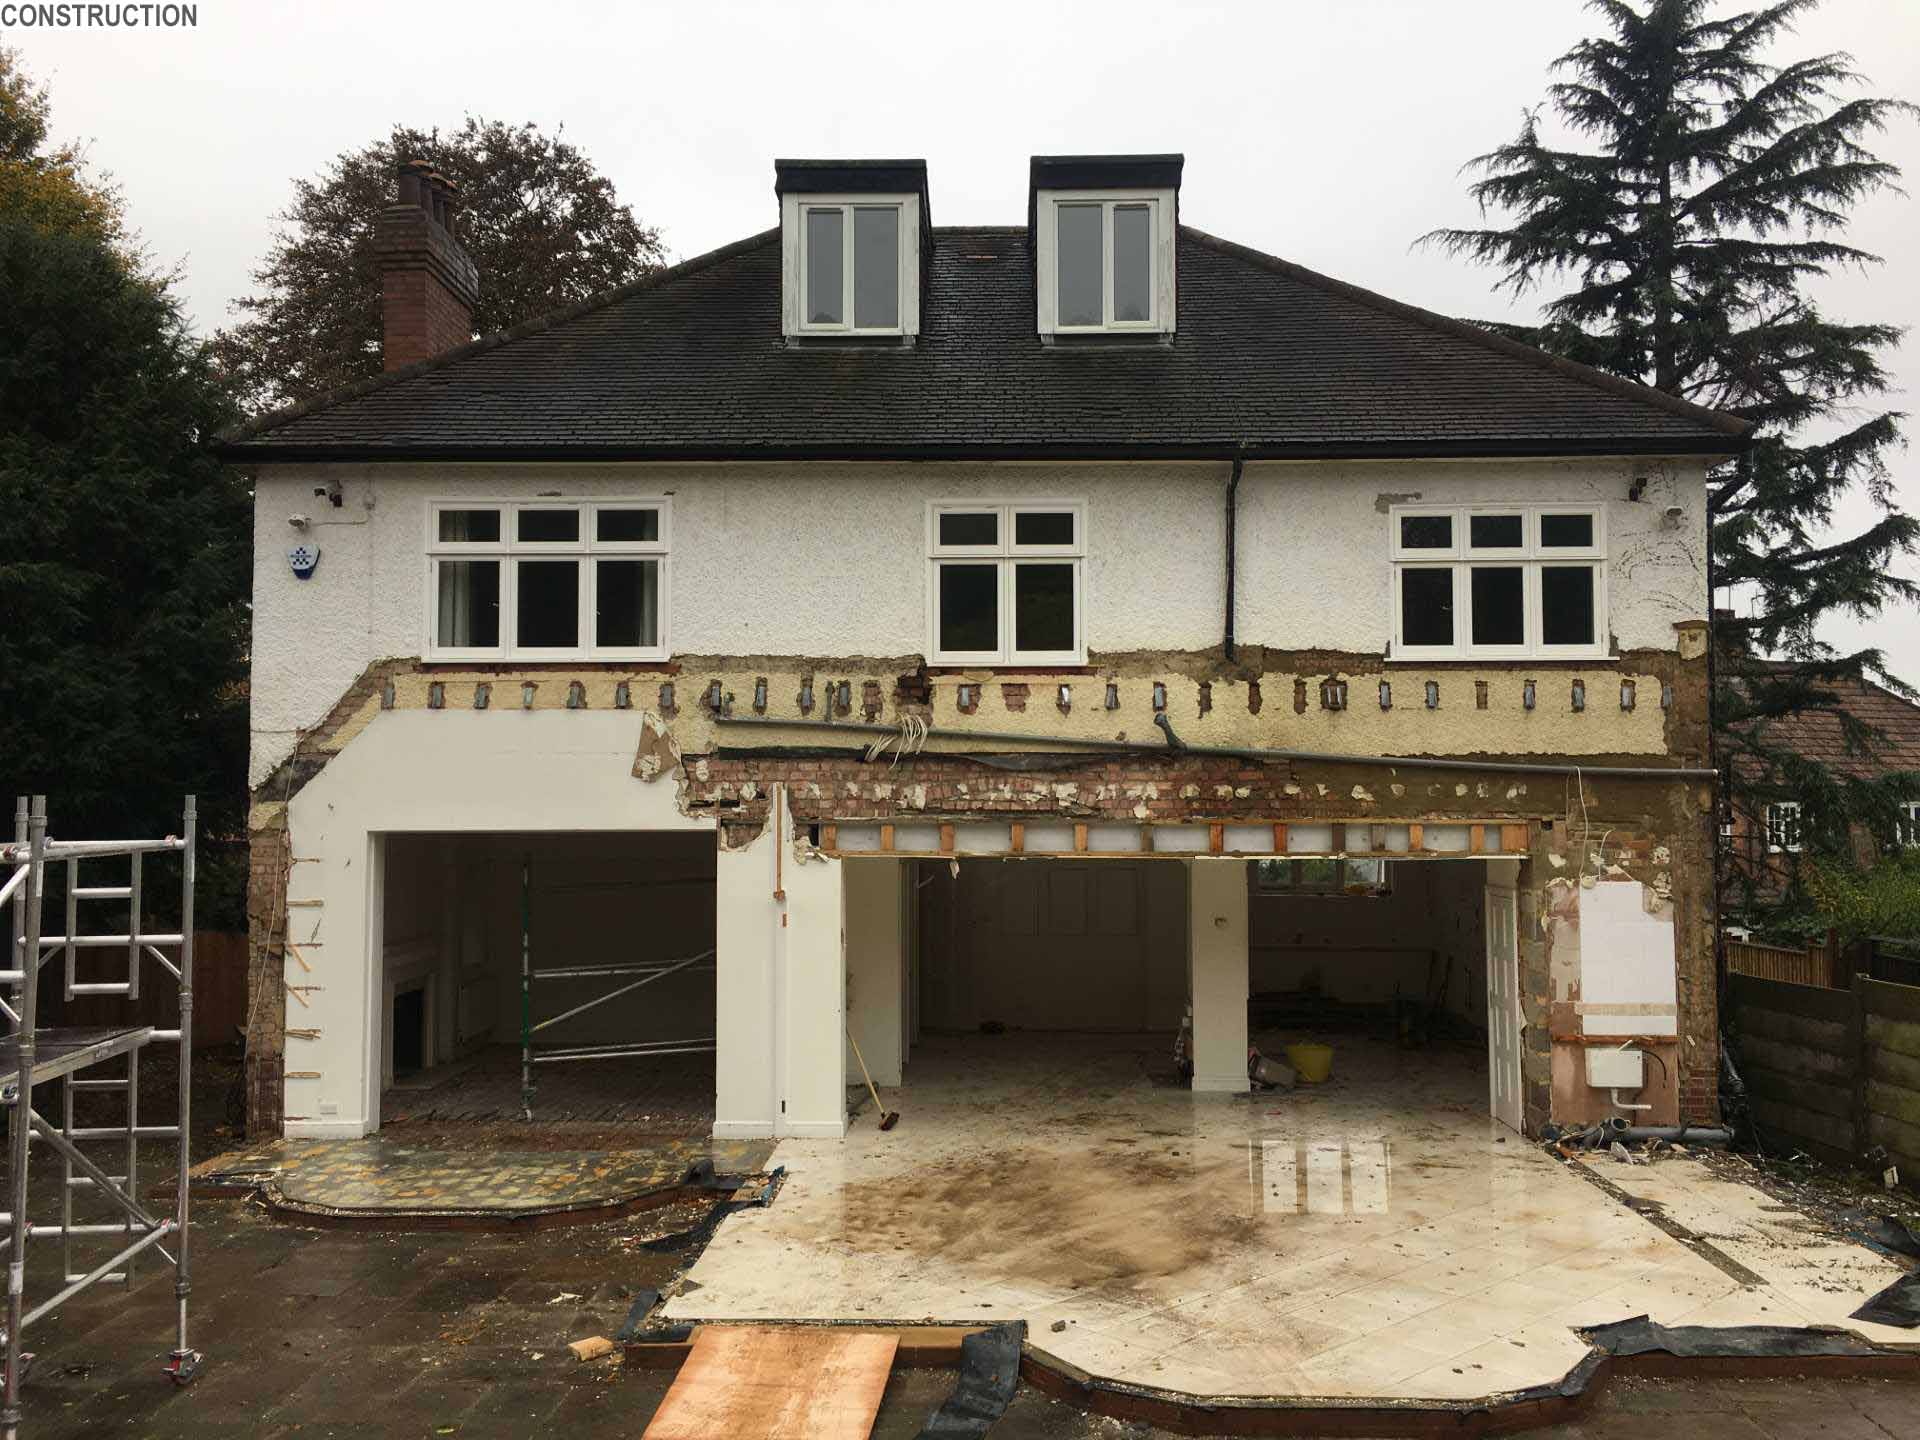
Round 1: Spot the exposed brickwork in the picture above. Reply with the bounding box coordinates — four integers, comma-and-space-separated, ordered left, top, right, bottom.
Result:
244, 811, 290, 1138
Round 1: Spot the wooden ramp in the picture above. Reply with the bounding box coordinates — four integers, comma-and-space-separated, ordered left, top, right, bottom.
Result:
642, 1325, 899, 1440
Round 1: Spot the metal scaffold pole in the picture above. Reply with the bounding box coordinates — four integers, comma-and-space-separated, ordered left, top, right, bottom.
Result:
0, 795, 203, 1439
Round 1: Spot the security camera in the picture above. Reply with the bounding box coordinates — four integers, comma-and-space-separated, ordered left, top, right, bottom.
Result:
288, 513, 311, 529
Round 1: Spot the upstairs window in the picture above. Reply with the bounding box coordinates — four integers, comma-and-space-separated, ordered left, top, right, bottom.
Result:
1036, 191, 1175, 336
1896, 801, 1920, 849
1765, 802, 1802, 854
928, 502, 1084, 665
781, 191, 919, 338
427, 500, 669, 661
1389, 504, 1606, 660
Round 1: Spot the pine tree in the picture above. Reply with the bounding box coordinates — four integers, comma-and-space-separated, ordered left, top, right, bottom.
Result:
1425, 0, 1919, 923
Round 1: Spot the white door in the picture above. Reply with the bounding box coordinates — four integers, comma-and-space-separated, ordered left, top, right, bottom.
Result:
1485, 886, 1523, 1133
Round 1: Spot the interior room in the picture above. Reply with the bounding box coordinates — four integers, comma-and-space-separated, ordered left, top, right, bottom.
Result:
375, 830, 716, 1127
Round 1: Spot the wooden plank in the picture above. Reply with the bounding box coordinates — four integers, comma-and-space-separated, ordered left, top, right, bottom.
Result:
1073, 823, 1088, 854
1208, 824, 1224, 855
642, 1326, 897, 1440
938, 823, 955, 855
879, 824, 895, 853
1865, 1014, 1920, 1062
1009, 823, 1025, 854
1746, 1094, 1858, 1160
1736, 1033, 1856, 1087
1500, 824, 1529, 853
1406, 823, 1424, 853
1735, 1004, 1851, 1054
1867, 1044, 1920, 1094
822, 824, 838, 853
1271, 823, 1288, 854
1470, 824, 1486, 855
1866, 1078, 1920, 1130
1864, 1109, 1920, 1178
1743, 1067, 1855, 1120
1731, 974, 1859, 1025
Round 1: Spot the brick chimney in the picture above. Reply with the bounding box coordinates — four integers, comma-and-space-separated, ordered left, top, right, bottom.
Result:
374, 159, 480, 371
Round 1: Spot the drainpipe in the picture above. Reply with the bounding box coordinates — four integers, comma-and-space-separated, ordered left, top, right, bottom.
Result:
1223, 454, 1245, 662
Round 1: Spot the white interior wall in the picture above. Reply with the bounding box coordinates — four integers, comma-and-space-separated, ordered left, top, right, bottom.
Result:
1249, 865, 1439, 1005
844, 858, 906, 1088
917, 859, 1187, 1033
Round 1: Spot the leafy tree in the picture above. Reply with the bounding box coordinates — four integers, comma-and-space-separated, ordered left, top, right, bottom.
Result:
1424, 0, 1918, 919
0, 217, 251, 925
0, 47, 127, 251
214, 117, 666, 413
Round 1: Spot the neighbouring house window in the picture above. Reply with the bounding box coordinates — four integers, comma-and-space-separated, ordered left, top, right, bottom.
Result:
1897, 801, 1920, 849
427, 500, 668, 660
928, 502, 1083, 664
1765, 802, 1802, 854
799, 201, 903, 333
1037, 191, 1174, 335
1389, 504, 1606, 659
1254, 857, 1390, 896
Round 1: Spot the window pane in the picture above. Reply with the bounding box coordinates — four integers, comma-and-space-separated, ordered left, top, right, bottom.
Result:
938, 564, 999, 653
1401, 568, 1454, 646
1344, 858, 1387, 890
1400, 514, 1452, 549
1470, 566, 1525, 646
806, 207, 844, 325
1469, 514, 1523, 549
853, 207, 899, 329
517, 560, 580, 648
1297, 858, 1339, 890
596, 508, 659, 543
1013, 563, 1075, 653
1255, 859, 1290, 890
938, 511, 998, 547
436, 560, 499, 647
1541, 565, 1597, 645
1014, 511, 1074, 547
1541, 513, 1595, 548
596, 559, 659, 649
1113, 204, 1151, 322
1056, 203, 1103, 327
437, 508, 500, 543
517, 508, 579, 543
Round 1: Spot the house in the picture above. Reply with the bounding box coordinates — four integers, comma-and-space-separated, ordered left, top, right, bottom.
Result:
1721, 667, 1920, 924
221, 154, 1748, 1143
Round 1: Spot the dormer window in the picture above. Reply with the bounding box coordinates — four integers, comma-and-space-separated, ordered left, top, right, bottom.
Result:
1031, 154, 1181, 340
776, 159, 925, 340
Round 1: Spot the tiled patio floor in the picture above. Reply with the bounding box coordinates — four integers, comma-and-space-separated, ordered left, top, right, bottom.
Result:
663, 1030, 1916, 1401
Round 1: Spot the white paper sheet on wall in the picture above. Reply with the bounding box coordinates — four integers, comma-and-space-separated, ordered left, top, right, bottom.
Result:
1577, 880, 1678, 1035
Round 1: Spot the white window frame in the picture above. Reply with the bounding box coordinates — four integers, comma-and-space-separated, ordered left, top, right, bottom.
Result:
782, 192, 918, 338
926, 501, 1086, 666
1035, 189, 1177, 336
424, 499, 671, 662
1896, 800, 1920, 849
1388, 503, 1609, 661
1254, 857, 1391, 896
1766, 801, 1803, 855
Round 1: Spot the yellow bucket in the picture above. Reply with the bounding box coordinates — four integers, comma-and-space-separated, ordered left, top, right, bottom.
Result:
1285, 1043, 1335, 1084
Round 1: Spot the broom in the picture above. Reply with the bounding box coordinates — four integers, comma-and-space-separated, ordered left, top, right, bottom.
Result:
846, 1028, 899, 1131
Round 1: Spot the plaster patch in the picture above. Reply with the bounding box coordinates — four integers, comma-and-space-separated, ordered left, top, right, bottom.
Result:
1351, 785, 1375, 803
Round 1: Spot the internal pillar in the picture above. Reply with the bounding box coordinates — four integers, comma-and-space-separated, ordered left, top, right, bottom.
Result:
1188, 858, 1251, 1093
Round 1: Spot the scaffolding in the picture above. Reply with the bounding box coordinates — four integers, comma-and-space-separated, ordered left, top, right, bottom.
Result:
516, 855, 715, 1120
2, 796, 201, 1439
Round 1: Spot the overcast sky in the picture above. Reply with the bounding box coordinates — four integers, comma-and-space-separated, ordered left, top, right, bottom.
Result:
14, 0, 1919, 682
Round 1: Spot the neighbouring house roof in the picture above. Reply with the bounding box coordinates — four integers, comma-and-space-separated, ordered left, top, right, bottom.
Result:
220, 225, 1751, 463
1734, 672, 1920, 782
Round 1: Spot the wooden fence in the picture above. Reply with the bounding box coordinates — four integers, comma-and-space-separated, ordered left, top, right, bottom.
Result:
1726, 937, 1837, 988
42, 931, 248, 1048
1727, 972, 1920, 1185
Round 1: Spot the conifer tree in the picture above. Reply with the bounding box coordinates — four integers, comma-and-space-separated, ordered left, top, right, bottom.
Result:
1426, 0, 1919, 921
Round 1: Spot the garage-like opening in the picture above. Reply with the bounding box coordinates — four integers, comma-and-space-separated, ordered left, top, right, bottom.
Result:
1249, 856, 1520, 1136
857, 854, 1521, 1138
374, 830, 716, 1132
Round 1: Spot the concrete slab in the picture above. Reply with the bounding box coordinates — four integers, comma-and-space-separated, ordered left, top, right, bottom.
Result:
663, 1031, 1916, 1401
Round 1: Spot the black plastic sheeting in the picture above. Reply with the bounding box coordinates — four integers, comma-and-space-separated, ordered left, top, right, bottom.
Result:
1852, 1272, 1920, 1329
913, 1321, 1025, 1439
1583, 1314, 1885, 1358
639, 1162, 787, 1256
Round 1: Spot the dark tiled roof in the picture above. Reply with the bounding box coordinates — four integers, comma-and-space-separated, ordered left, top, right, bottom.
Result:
1736, 674, 1920, 781
223, 226, 1749, 461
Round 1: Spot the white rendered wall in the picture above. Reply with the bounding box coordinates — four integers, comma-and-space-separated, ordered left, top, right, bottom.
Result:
1188, 859, 1251, 1094
249, 456, 1709, 783
279, 709, 707, 1137
843, 858, 906, 1089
